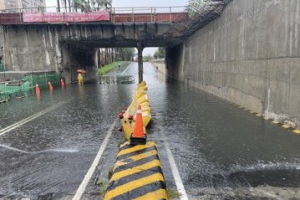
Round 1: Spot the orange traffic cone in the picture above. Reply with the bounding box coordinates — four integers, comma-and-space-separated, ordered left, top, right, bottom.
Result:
60, 79, 65, 87
35, 84, 40, 94
130, 105, 147, 145
48, 81, 53, 91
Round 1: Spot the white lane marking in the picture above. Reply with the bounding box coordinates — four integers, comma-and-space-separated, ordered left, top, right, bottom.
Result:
0, 102, 66, 136
72, 119, 117, 200
0, 144, 78, 154
120, 65, 131, 75
160, 128, 189, 200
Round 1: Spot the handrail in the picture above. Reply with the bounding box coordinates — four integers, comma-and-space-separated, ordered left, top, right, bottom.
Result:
0, 6, 187, 14
0, 6, 189, 24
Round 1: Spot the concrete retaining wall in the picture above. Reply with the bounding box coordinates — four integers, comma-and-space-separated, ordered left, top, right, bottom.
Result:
3, 26, 61, 72
2, 26, 98, 83
151, 61, 167, 75
1, 22, 179, 83
168, 0, 300, 127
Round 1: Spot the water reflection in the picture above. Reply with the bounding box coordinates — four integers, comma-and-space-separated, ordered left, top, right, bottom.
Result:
0, 63, 300, 199
99, 75, 135, 85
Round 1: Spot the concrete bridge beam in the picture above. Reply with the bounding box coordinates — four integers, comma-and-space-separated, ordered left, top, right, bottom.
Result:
1, 22, 184, 83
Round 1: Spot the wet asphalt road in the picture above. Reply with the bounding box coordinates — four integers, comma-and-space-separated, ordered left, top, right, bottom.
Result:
0, 63, 300, 200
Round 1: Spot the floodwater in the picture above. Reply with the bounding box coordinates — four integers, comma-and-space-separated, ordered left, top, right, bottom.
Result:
0, 63, 300, 199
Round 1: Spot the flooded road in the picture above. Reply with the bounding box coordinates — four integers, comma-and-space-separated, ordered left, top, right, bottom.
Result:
0, 62, 300, 199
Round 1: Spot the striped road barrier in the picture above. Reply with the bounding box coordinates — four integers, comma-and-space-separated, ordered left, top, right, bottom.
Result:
104, 141, 168, 200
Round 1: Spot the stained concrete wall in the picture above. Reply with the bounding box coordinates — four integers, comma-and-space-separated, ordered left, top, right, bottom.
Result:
2, 25, 98, 83
168, 0, 300, 127
4, 26, 61, 72
2, 22, 181, 83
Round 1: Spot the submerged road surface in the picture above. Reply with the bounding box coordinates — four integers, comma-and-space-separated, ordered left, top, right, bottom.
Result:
0, 62, 300, 200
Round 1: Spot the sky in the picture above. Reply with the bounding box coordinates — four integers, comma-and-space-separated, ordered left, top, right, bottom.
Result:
45, 0, 188, 55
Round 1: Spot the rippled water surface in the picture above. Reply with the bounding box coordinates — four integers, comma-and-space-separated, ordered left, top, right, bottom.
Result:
0, 63, 300, 199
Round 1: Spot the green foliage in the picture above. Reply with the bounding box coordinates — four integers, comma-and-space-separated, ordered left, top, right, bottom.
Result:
98, 61, 128, 76
115, 48, 135, 61
167, 188, 181, 199
75, 0, 112, 12
107, 166, 114, 179
143, 54, 153, 62
153, 47, 166, 59
96, 179, 109, 197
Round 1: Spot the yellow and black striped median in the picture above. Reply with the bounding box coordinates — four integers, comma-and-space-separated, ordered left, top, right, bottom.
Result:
104, 141, 168, 200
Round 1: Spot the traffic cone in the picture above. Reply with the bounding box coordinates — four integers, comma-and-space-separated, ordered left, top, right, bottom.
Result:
36, 92, 40, 101
35, 84, 40, 94
48, 81, 53, 91
60, 79, 65, 87
130, 105, 147, 145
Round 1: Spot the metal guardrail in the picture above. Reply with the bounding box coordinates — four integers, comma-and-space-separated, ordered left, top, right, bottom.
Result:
112, 13, 189, 23
112, 6, 187, 14
111, 6, 188, 23
0, 6, 187, 14
0, 6, 189, 24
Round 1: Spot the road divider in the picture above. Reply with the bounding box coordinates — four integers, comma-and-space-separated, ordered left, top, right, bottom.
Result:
118, 81, 151, 141
105, 81, 169, 199
104, 141, 167, 200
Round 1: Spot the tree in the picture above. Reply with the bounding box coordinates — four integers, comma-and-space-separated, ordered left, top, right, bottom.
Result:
153, 47, 165, 59
57, 0, 61, 12
144, 54, 153, 62
75, 0, 111, 12
115, 48, 135, 61
92, 0, 111, 10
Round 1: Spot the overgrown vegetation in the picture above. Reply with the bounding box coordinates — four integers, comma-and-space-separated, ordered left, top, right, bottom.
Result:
96, 179, 109, 197
107, 165, 114, 180
75, 0, 112, 12
56, 0, 112, 12
167, 188, 181, 199
98, 61, 128, 76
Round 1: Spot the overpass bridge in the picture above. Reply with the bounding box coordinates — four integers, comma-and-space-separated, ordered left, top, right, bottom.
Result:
0, 6, 190, 83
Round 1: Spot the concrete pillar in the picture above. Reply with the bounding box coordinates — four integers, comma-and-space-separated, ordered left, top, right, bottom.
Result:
137, 42, 144, 83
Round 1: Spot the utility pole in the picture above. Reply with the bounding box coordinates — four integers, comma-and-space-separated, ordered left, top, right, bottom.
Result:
57, 0, 61, 12
137, 42, 144, 83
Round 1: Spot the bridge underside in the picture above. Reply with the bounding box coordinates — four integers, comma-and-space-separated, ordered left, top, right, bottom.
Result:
59, 22, 185, 48
2, 22, 185, 83
63, 37, 184, 48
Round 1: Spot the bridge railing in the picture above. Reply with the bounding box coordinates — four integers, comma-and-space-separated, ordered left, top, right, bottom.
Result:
111, 6, 188, 23
0, 6, 189, 24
